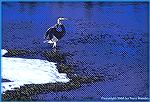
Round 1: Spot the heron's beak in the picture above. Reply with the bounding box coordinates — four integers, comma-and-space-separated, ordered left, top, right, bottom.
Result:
62, 18, 68, 20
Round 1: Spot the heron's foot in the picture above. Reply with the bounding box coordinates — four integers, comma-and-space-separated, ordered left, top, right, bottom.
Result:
52, 47, 57, 52
52, 45, 56, 48
52, 42, 57, 48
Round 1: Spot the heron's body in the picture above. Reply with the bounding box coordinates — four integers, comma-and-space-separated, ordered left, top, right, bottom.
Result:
44, 17, 67, 48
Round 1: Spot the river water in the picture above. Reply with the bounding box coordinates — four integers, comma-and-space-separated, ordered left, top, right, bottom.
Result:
2, 2, 149, 101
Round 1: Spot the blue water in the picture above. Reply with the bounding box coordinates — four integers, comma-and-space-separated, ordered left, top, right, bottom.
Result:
2, 2, 149, 101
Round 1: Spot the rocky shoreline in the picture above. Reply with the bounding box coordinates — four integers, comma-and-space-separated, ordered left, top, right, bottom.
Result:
2, 49, 104, 101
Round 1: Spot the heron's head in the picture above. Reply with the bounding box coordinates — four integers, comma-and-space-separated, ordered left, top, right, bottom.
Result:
57, 17, 67, 25
58, 17, 68, 21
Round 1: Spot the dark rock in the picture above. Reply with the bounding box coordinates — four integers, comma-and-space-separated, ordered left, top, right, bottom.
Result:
42, 50, 66, 63
2, 79, 12, 82
3, 49, 35, 57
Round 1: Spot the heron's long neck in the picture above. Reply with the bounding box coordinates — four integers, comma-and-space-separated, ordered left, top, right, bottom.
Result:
57, 19, 61, 25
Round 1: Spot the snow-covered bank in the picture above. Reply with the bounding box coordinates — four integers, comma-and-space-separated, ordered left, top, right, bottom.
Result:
1, 49, 70, 93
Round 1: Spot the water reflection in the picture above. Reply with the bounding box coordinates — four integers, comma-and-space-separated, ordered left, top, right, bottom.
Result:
83, 2, 93, 20
84, 2, 93, 10
18, 2, 38, 14
56, 2, 65, 8
2, 2, 13, 7
132, 4, 142, 12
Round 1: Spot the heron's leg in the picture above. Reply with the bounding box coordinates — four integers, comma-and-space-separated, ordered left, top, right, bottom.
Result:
53, 42, 57, 48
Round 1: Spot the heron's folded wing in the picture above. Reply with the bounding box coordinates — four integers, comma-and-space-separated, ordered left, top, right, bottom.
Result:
44, 28, 54, 40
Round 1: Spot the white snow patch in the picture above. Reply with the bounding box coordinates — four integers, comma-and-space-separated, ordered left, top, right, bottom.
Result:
1, 49, 70, 93
2, 49, 8, 56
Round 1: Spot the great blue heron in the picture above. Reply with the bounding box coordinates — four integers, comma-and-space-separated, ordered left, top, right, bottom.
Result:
44, 17, 67, 48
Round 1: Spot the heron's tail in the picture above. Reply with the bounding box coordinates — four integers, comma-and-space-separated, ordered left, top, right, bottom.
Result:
43, 40, 53, 44
47, 40, 53, 44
